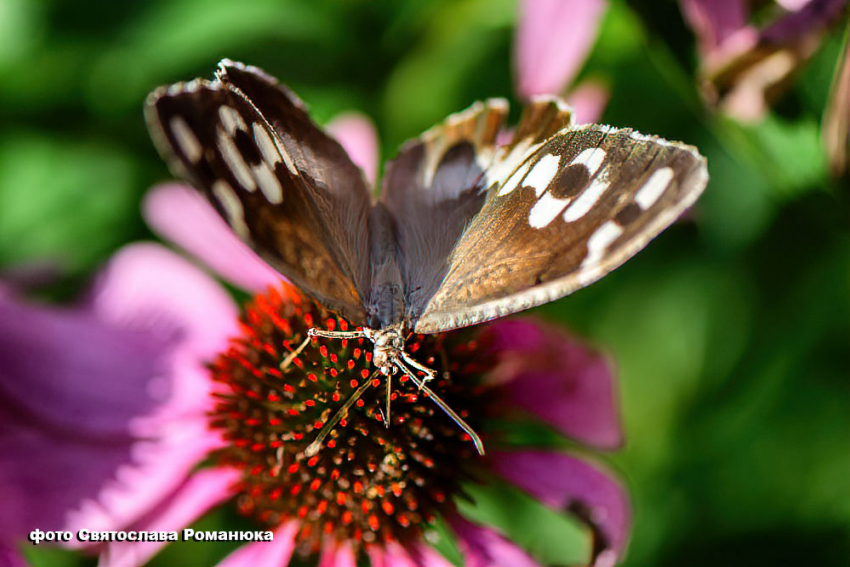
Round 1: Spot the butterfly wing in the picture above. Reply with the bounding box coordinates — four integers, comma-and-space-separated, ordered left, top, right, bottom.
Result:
381, 98, 516, 322
406, 97, 708, 334
145, 60, 372, 323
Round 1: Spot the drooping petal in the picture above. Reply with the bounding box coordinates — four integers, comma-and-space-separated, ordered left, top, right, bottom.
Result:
514, 0, 608, 100
318, 541, 356, 567
0, 291, 174, 539
682, 0, 845, 121
451, 516, 542, 567
567, 80, 610, 125
679, 0, 750, 54
97, 467, 241, 567
89, 242, 239, 362
489, 450, 630, 561
215, 522, 298, 567
0, 292, 166, 438
326, 112, 380, 187
0, 245, 236, 543
776, 0, 813, 10
143, 183, 282, 293
0, 545, 27, 567
368, 542, 455, 567
484, 319, 623, 449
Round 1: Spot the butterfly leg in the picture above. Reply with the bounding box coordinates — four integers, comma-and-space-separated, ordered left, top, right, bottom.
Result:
384, 372, 392, 429
304, 369, 380, 458
394, 356, 485, 456
280, 334, 312, 372
308, 328, 367, 340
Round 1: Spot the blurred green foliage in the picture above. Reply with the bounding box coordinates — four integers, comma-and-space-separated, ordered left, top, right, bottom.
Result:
2, 0, 847, 566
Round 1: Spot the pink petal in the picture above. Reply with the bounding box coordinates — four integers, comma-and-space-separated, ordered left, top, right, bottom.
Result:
514, 0, 608, 100
368, 542, 454, 567
451, 516, 541, 567
0, 295, 196, 539
214, 521, 298, 567
0, 545, 27, 567
90, 242, 239, 362
567, 80, 610, 125
98, 467, 240, 567
776, 0, 813, 9
0, 292, 168, 438
318, 540, 356, 567
326, 112, 380, 187
485, 319, 623, 449
143, 184, 282, 293
679, 0, 749, 54
489, 450, 630, 560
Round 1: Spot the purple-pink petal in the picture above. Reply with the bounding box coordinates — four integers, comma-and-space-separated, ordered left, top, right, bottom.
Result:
368, 542, 454, 567
99, 467, 240, 567
143, 183, 282, 294
760, 0, 846, 44
0, 545, 27, 567
451, 516, 542, 567
318, 541, 356, 567
489, 450, 630, 559
0, 245, 235, 545
514, 0, 608, 100
567, 80, 610, 125
89, 242, 239, 363
215, 521, 298, 567
679, 0, 750, 54
485, 319, 623, 449
326, 112, 380, 187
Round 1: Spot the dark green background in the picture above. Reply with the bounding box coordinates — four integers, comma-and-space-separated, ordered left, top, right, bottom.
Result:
2, 1, 847, 566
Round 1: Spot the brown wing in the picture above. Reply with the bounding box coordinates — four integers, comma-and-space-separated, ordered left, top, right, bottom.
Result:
413, 102, 708, 333
145, 59, 372, 323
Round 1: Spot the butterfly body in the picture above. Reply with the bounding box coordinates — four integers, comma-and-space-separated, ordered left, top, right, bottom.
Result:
146, 59, 708, 454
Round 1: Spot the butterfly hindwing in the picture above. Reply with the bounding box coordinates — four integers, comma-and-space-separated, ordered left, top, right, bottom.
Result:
145, 60, 372, 324
412, 104, 708, 333
381, 99, 510, 321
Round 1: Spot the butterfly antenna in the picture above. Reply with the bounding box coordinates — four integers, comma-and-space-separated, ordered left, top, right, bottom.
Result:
395, 356, 485, 456
304, 369, 379, 458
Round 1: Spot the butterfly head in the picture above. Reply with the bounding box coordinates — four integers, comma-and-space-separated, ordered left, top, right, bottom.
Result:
364, 325, 404, 375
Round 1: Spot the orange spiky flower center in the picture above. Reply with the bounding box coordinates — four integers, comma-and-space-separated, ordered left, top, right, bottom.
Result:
209, 284, 495, 553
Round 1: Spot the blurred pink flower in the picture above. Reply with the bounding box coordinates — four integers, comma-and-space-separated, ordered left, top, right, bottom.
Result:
514, 0, 610, 124
1, 117, 630, 566
679, 0, 847, 121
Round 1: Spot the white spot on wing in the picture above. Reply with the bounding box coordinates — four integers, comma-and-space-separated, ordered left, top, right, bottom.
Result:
563, 176, 610, 222
252, 163, 283, 204
252, 122, 281, 166
524, 154, 561, 197
581, 220, 623, 268
212, 181, 250, 239
496, 160, 532, 196
217, 127, 256, 191
529, 192, 571, 228
219, 105, 247, 134
169, 116, 202, 163
635, 166, 674, 209
570, 148, 606, 175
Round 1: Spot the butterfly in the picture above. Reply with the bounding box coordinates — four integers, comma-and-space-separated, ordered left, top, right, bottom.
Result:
146, 59, 708, 455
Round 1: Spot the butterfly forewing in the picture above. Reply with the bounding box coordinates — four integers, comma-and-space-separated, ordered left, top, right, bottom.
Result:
413, 120, 707, 333
145, 61, 372, 324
